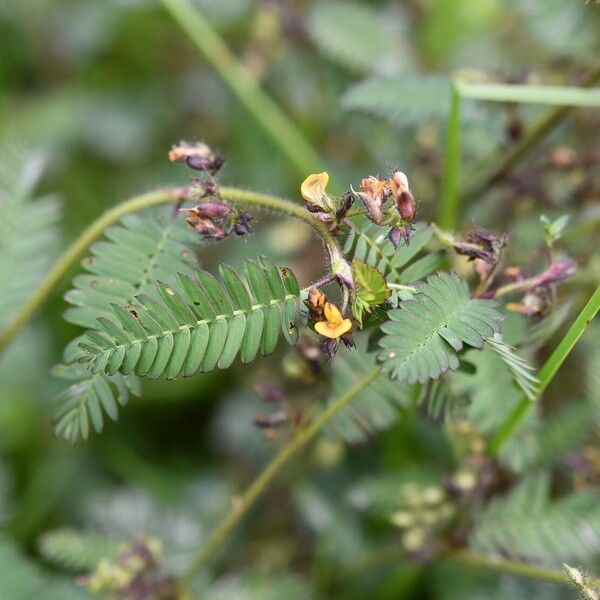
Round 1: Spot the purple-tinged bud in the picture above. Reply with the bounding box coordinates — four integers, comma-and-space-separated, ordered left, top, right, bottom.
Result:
341, 335, 356, 350
323, 338, 339, 359
179, 207, 228, 240
169, 141, 225, 174
195, 202, 231, 219
389, 227, 402, 248
389, 224, 412, 248
256, 383, 285, 404
234, 212, 253, 236
532, 258, 576, 288
336, 190, 354, 221
388, 171, 416, 223
396, 190, 416, 222
453, 244, 494, 263
186, 154, 225, 174
198, 177, 220, 195
454, 228, 508, 264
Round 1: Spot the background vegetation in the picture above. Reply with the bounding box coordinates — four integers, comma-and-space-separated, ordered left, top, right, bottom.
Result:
0, 0, 599, 598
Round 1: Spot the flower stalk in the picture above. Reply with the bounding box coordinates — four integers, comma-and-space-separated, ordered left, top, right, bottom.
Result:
180, 366, 382, 583
0, 186, 340, 355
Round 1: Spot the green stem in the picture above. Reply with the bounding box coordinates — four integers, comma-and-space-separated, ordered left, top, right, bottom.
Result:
181, 366, 382, 583
220, 186, 337, 248
0, 187, 185, 354
158, 0, 322, 178
448, 550, 584, 588
462, 64, 600, 203
439, 83, 462, 230
493, 277, 539, 298
488, 284, 600, 455
0, 186, 337, 354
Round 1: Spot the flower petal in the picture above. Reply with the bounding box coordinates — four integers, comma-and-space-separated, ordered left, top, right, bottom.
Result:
323, 302, 343, 325
332, 319, 352, 338
315, 321, 338, 339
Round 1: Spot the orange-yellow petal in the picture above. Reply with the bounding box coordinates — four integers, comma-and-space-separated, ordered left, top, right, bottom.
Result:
315, 318, 352, 339
323, 301, 343, 326
301, 172, 329, 204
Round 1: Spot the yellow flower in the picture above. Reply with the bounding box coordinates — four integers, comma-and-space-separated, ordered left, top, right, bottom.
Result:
301, 172, 332, 212
314, 302, 352, 339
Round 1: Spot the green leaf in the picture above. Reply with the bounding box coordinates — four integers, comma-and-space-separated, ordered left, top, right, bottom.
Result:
344, 222, 435, 286
352, 259, 390, 326
472, 474, 600, 566
78, 258, 301, 378
0, 458, 11, 526
0, 148, 61, 329
378, 272, 503, 383
51, 364, 140, 444
64, 209, 198, 329
0, 537, 92, 600
485, 334, 540, 401
54, 207, 201, 442
306, 1, 405, 74
327, 339, 410, 444
541, 213, 570, 249
341, 76, 451, 127
38, 529, 123, 573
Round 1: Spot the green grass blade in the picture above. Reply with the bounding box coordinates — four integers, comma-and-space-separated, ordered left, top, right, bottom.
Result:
489, 285, 600, 455
456, 82, 600, 107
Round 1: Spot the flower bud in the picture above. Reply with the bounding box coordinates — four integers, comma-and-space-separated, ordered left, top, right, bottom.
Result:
390, 171, 409, 194
191, 202, 231, 219
453, 228, 508, 265
301, 172, 334, 214
255, 383, 285, 404
186, 154, 225, 174
327, 244, 355, 290
358, 176, 387, 224
532, 258, 576, 288
396, 191, 416, 222
323, 338, 339, 359
389, 171, 416, 223
506, 292, 544, 317
336, 190, 354, 221
233, 212, 253, 236
305, 287, 327, 320
169, 141, 225, 174
179, 206, 227, 240
389, 224, 412, 247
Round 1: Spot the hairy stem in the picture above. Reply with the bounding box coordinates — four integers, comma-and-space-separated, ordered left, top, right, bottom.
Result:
158, 0, 322, 178
0, 187, 184, 354
0, 186, 338, 354
220, 186, 337, 248
181, 366, 382, 582
448, 550, 589, 588
489, 284, 600, 455
493, 277, 540, 298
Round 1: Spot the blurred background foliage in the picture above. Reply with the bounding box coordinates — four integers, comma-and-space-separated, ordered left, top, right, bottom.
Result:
0, 0, 599, 598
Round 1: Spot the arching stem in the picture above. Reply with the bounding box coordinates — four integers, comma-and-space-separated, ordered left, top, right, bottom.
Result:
0, 186, 339, 354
